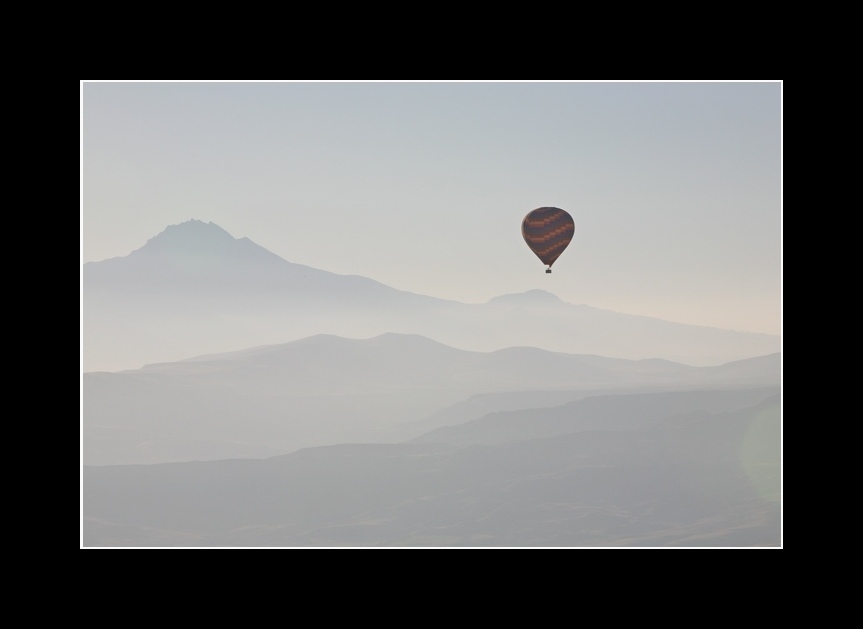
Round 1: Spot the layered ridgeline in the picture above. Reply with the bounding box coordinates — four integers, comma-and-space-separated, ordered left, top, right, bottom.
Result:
83, 220, 780, 371
83, 388, 780, 547
83, 332, 780, 466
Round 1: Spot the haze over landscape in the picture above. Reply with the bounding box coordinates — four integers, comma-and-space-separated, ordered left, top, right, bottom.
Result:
81, 81, 782, 548
84, 81, 781, 335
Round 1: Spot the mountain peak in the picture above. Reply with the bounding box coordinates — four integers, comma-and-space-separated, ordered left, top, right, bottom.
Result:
486, 289, 565, 306
136, 220, 237, 255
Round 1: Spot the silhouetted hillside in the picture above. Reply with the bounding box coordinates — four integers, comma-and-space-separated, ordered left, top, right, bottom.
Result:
83, 392, 780, 547
83, 220, 781, 371
410, 387, 780, 446
84, 332, 779, 466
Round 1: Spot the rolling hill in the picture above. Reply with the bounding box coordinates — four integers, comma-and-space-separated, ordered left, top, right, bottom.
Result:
83, 390, 781, 547
84, 332, 779, 465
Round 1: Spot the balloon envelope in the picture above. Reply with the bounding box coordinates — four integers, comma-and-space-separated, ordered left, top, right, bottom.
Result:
521, 207, 575, 268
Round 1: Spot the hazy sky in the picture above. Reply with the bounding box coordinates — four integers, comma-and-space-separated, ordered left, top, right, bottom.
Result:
81, 81, 782, 335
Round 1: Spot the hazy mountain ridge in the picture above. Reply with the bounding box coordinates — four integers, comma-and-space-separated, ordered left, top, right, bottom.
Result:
83, 220, 780, 371
82, 220, 782, 547
84, 332, 779, 466
83, 392, 780, 547
401, 377, 777, 437
85, 221, 440, 310
128, 332, 692, 392
409, 387, 780, 447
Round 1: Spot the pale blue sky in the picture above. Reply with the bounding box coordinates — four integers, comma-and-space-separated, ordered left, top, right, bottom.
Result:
82, 81, 781, 335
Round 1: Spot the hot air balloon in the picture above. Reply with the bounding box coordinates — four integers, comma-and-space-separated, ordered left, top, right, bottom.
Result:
521, 207, 575, 273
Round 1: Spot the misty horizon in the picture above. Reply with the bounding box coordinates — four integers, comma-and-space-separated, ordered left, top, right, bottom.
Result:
85, 218, 780, 337
83, 219, 779, 373
82, 81, 782, 548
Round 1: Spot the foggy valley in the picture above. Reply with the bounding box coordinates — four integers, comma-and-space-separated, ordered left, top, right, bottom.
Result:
82, 221, 781, 547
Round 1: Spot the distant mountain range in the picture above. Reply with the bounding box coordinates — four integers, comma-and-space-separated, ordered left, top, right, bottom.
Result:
82, 220, 782, 548
83, 388, 780, 547
83, 331, 780, 466
83, 220, 780, 371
